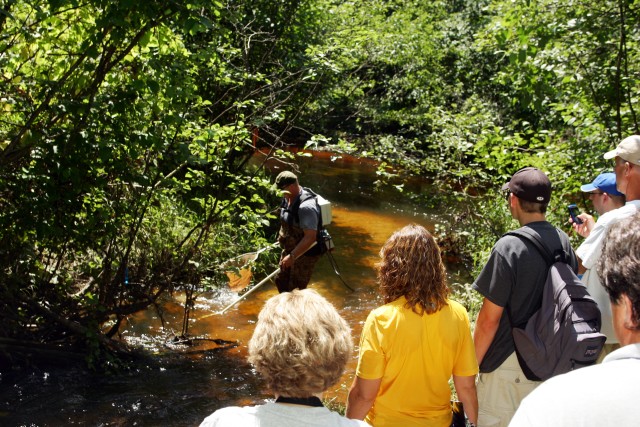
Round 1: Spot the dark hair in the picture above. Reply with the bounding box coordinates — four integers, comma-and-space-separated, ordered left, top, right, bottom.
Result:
518, 199, 548, 214
609, 193, 626, 206
597, 212, 640, 329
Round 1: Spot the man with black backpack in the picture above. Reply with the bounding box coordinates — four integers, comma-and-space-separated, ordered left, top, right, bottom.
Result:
510, 212, 640, 426
273, 171, 324, 293
473, 167, 578, 427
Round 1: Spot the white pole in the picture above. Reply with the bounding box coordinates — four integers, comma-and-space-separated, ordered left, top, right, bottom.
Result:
217, 267, 280, 315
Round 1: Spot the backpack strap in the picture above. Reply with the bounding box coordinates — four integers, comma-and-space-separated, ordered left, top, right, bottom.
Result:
284, 187, 323, 234
284, 187, 316, 226
503, 228, 556, 329
305, 188, 324, 233
505, 228, 554, 267
506, 227, 570, 266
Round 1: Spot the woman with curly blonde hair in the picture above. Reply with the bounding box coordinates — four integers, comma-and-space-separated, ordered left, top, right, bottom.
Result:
346, 224, 478, 427
200, 289, 368, 427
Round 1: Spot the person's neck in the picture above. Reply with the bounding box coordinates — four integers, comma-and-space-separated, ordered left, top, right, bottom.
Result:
275, 394, 324, 407
602, 201, 625, 215
624, 187, 640, 202
517, 212, 546, 226
285, 185, 302, 203
616, 329, 640, 347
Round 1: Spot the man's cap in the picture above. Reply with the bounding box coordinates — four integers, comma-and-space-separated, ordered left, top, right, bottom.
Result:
274, 171, 298, 190
580, 172, 623, 196
501, 167, 551, 204
603, 135, 640, 165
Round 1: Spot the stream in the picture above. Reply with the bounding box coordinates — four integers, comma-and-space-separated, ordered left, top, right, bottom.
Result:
0, 151, 471, 426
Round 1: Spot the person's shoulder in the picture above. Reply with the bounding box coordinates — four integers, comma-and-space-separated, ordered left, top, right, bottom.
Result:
324, 411, 370, 426
492, 229, 529, 253
593, 208, 619, 228
367, 298, 406, 321
298, 188, 319, 208
588, 202, 640, 236
445, 299, 468, 315
495, 231, 523, 246
442, 299, 471, 323
299, 187, 317, 199
346, 418, 370, 426
604, 342, 640, 362
199, 405, 257, 426
610, 200, 640, 220
373, 297, 403, 314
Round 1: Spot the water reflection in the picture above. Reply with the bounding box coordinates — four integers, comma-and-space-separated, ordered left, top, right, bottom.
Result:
1, 151, 469, 426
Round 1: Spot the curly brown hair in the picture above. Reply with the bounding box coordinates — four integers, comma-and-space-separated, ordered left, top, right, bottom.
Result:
377, 224, 449, 315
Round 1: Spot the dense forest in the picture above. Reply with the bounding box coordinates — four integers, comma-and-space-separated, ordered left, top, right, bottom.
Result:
1, 0, 638, 367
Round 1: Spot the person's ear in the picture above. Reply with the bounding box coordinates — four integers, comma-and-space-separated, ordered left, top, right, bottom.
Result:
510, 194, 519, 209
621, 294, 637, 330
624, 161, 636, 177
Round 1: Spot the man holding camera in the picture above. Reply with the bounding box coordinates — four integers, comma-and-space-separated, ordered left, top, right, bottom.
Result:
570, 136, 640, 358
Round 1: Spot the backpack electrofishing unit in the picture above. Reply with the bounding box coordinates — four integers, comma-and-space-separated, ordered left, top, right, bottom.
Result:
283, 187, 334, 256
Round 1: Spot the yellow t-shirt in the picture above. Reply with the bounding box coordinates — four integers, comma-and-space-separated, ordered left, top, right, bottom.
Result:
356, 297, 478, 427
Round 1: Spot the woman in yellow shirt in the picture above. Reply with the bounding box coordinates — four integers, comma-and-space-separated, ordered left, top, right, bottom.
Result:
346, 224, 478, 427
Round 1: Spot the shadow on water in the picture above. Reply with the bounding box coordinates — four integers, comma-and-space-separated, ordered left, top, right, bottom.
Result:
0, 350, 260, 426
0, 151, 472, 426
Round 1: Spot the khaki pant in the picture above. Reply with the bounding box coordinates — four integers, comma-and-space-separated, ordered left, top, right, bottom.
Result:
596, 342, 620, 363
477, 352, 541, 427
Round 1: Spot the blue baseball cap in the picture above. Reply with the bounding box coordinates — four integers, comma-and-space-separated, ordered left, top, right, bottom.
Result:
580, 172, 623, 196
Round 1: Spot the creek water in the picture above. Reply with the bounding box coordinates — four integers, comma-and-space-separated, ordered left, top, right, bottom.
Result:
1, 151, 470, 426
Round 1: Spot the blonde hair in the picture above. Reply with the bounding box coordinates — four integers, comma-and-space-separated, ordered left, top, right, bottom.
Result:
248, 289, 353, 396
378, 224, 449, 314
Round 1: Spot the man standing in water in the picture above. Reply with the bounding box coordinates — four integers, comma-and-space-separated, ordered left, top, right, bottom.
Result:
473, 167, 578, 427
273, 171, 322, 293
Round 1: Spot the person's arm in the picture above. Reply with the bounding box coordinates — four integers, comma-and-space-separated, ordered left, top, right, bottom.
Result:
346, 376, 381, 420
279, 228, 317, 269
453, 374, 478, 426
473, 298, 503, 366
577, 257, 586, 275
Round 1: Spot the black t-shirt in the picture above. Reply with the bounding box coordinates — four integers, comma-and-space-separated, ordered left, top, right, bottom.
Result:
472, 221, 578, 373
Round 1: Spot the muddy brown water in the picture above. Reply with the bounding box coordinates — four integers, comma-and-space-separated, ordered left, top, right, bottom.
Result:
0, 151, 470, 426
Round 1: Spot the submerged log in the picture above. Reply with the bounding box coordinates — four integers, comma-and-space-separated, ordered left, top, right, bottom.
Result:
0, 337, 85, 367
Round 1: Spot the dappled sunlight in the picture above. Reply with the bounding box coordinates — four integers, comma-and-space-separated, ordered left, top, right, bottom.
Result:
8, 151, 469, 425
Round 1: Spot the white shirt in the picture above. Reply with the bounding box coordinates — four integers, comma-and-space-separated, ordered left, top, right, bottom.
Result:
200, 402, 369, 427
510, 343, 640, 427
576, 200, 640, 343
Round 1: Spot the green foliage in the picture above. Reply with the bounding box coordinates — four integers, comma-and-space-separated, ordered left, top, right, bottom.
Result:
307, 0, 639, 313
0, 0, 329, 366
2, 0, 639, 368
300, 0, 452, 136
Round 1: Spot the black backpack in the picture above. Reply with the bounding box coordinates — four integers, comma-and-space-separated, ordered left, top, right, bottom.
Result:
283, 188, 332, 256
506, 228, 606, 381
